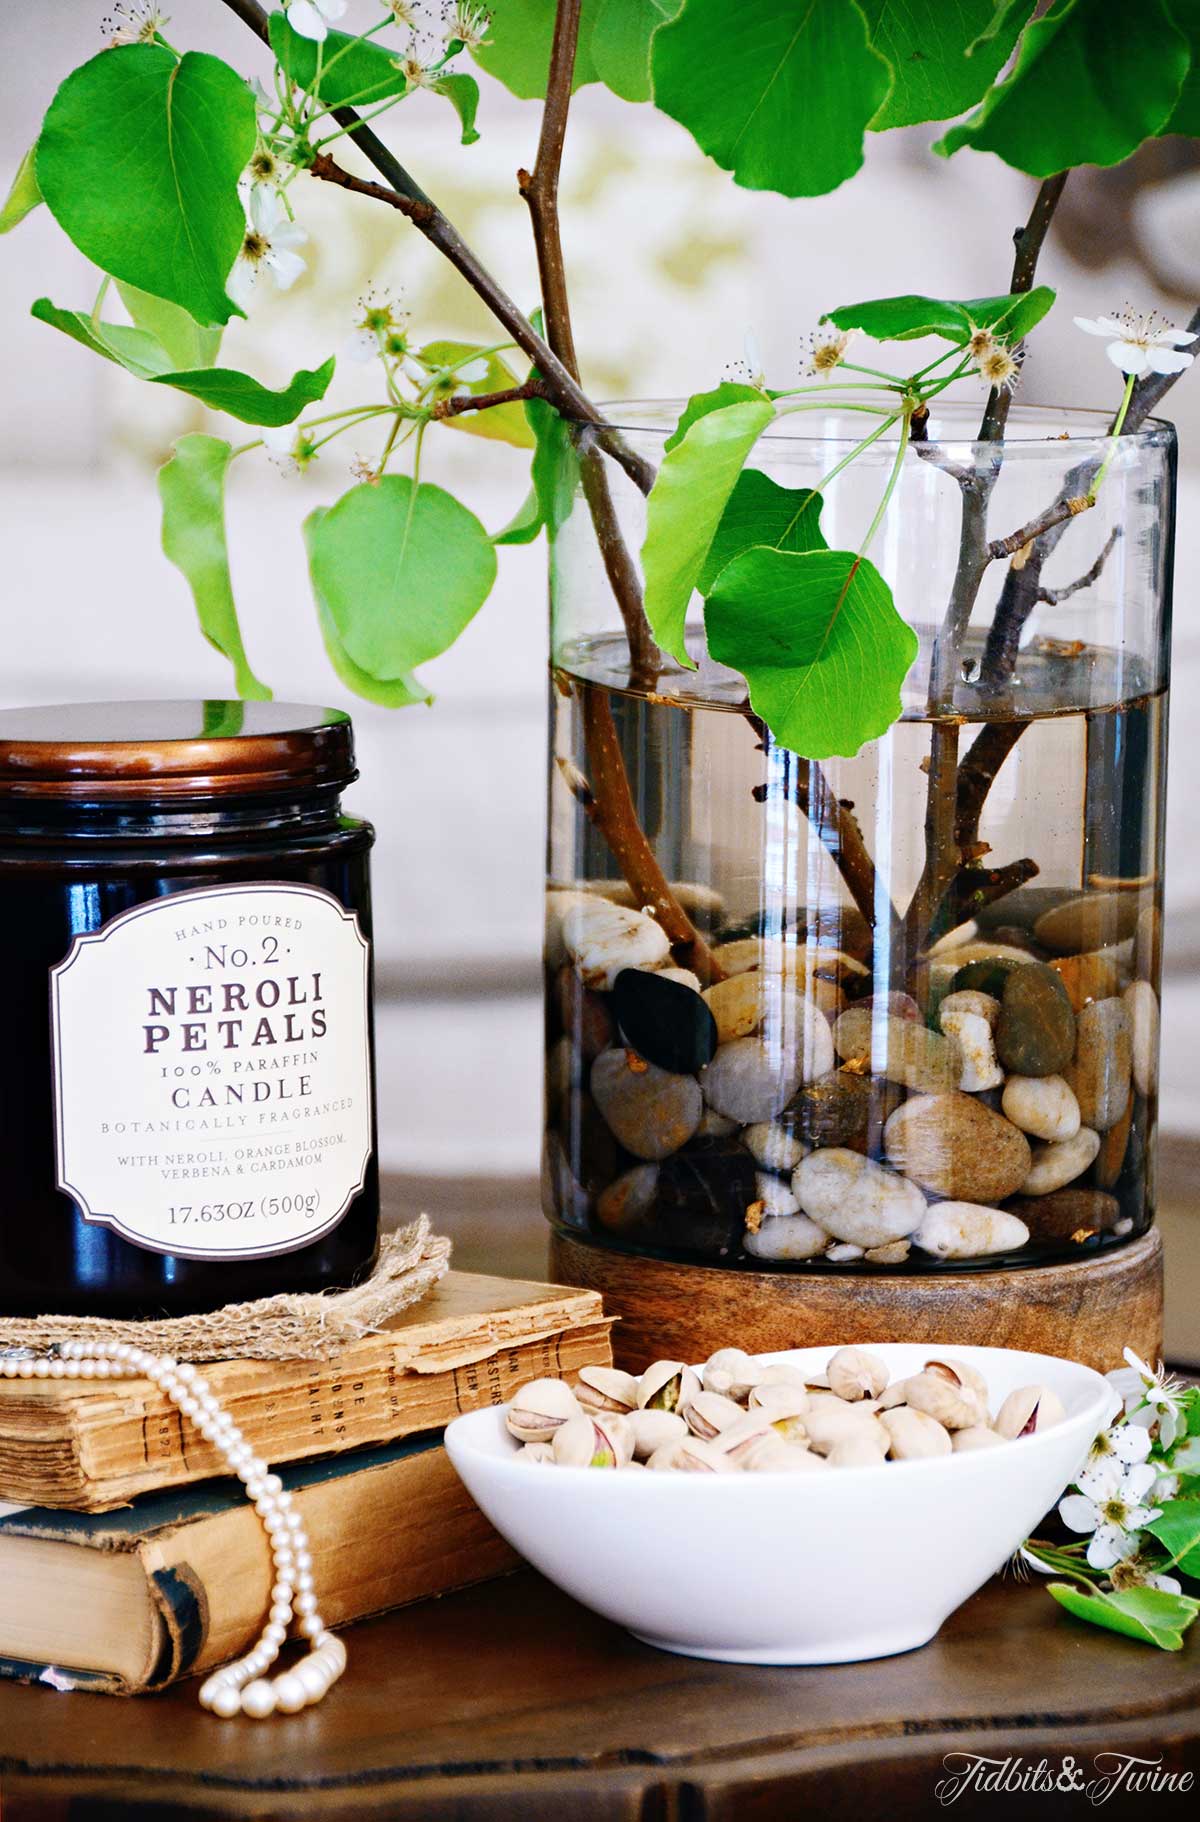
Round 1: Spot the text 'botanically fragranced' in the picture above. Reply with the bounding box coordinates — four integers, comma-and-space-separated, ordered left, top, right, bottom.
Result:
51, 882, 372, 1260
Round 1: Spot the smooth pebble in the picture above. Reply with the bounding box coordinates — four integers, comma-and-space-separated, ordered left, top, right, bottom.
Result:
883, 1093, 1031, 1203
913, 1202, 1030, 1259
562, 899, 670, 990
591, 1049, 702, 1160
1063, 997, 1131, 1132
792, 1148, 926, 1248
744, 1213, 829, 1260
1123, 979, 1159, 1098
740, 1120, 808, 1172
1001, 1074, 1081, 1142
1020, 1125, 1101, 1195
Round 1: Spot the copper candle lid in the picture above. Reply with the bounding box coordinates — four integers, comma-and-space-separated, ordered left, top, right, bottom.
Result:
0, 701, 356, 802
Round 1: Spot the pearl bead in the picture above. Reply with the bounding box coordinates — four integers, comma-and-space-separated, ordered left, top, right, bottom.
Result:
262, 1473, 283, 1497
318, 1635, 347, 1673
272, 1671, 308, 1714
240, 1679, 277, 1719
295, 1570, 315, 1596
295, 1590, 318, 1618
269, 1602, 292, 1628
299, 1613, 325, 1640
271, 1581, 294, 1605
263, 1622, 287, 1649
296, 1659, 330, 1702
210, 1685, 241, 1719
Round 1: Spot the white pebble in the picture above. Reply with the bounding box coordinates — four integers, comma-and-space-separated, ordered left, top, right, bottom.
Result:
1020, 1125, 1101, 1195
744, 1213, 829, 1260
939, 989, 1000, 1029
740, 1121, 807, 1172
561, 898, 670, 989
912, 1202, 1029, 1259
942, 1008, 1003, 1092
1001, 1074, 1081, 1142
753, 1171, 800, 1217
792, 1148, 926, 1248
656, 966, 702, 992
1123, 979, 1159, 1098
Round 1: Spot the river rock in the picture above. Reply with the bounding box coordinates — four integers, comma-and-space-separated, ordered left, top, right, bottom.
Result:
744, 1213, 829, 1261
833, 1007, 963, 1093
938, 996, 1003, 1092
658, 966, 703, 991
785, 1069, 903, 1156
591, 1048, 702, 1160
740, 1120, 808, 1172
541, 1134, 588, 1230
861, 991, 923, 1022
913, 1202, 1030, 1260
574, 878, 724, 924
1095, 1096, 1133, 1189
976, 885, 1079, 932
1063, 997, 1132, 1132
545, 889, 596, 969
1033, 890, 1146, 955
716, 908, 873, 963
950, 955, 1025, 999
995, 963, 1076, 1077
1134, 903, 1163, 981
1000, 1074, 1080, 1142
883, 1093, 1031, 1202
612, 967, 717, 1075
653, 1138, 757, 1258
696, 1107, 739, 1138
555, 1091, 624, 1200
562, 898, 671, 989
554, 964, 614, 1063
1123, 980, 1159, 1098
1006, 1187, 1121, 1244
1048, 949, 1125, 1012
791, 1149, 926, 1247
595, 1163, 659, 1235
702, 1010, 832, 1124
1019, 1124, 1101, 1194
751, 1171, 801, 1218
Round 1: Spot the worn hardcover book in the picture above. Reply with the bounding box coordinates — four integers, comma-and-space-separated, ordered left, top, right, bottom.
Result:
0, 1272, 610, 1511
0, 1432, 517, 1695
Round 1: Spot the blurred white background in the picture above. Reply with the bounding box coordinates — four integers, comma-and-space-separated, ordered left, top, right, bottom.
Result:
4, 0, 1200, 1178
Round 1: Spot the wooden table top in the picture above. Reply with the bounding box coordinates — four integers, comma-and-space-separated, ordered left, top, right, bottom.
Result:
1, 1182, 1198, 1818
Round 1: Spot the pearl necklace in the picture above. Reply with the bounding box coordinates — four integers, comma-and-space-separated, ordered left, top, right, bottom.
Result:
0, 1339, 346, 1719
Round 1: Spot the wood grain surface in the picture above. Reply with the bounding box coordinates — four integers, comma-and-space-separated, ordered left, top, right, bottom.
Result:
549, 1227, 1164, 1373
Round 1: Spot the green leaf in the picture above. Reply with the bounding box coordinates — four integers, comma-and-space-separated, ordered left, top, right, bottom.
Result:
705, 547, 918, 759
474, 0, 602, 98
420, 339, 535, 448
1047, 1580, 1200, 1650
935, 0, 1190, 176
859, 0, 1035, 130
268, 14, 408, 108
1147, 1498, 1200, 1577
492, 486, 544, 547
432, 72, 482, 143
116, 281, 223, 371
652, 0, 890, 197
527, 396, 580, 542
37, 45, 255, 328
303, 509, 431, 707
641, 398, 775, 667
158, 435, 271, 701
591, 0, 679, 103
664, 382, 766, 453
698, 473, 826, 593
0, 143, 41, 234
1162, 0, 1200, 134
824, 288, 1055, 343
307, 476, 497, 683
32, 299, 334, 426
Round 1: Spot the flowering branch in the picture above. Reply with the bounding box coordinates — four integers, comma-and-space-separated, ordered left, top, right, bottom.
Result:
432, 379, 551, 419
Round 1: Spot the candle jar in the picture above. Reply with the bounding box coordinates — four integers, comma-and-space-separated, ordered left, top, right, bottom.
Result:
543, 403, 1172, 1279
0, 701, 378, 1317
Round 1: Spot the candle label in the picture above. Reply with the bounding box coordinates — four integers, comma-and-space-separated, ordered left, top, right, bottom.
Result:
51, 882, 373, 1260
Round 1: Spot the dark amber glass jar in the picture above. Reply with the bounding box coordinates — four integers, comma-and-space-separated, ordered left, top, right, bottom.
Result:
0, 701, 379, 1317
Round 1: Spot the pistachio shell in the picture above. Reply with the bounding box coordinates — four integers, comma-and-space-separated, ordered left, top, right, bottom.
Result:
637, 1360, 701, 1414
683, 1389, 745, 1440
553, 1411, 616, 1466
627, 1407, 687, 1461
575, 1366, 640, 1415
994, 1384, 1067, 1438
517, 1441, 555, 1464
505, 1377, 581, 1442
826, 1434, 890, 1468
714, 1411, 774, 1461
953, 1425, 1005, 1452
881, 1407, 953, 1459
740, 1435, 829, 1473
826, 1346, 890, 1402
703, 1347, 762, 1400
802, 1400, 888, 1455
646, 1435, 735, 1473
923, 1356, 990, 1407
902, 1369, 980, 1431
747, 1381, 810, 1419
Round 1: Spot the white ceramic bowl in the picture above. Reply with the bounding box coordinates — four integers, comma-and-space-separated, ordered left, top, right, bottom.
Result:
445, 1342, 1113, 1665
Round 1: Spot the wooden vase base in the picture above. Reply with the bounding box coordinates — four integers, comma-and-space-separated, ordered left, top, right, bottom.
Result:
548, 1228, 1163, 1374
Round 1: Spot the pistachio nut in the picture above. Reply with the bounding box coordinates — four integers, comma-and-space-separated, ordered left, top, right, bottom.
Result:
702, 1346, 763, 1401
646, 1434, 735, 1473
757, 1361, 812, 1392
802, 1400, 888, 1455
505, 1376, 581, 1443
683, 1389, 745, 1441
881, 1406, 953, 1460
627, 1407, 687, 1461
952, 1424, 1006, 1452
826, 1434, 889, 1468
516, 1441, 555, 1464
740, 1434, 829, 1473
924, 1356, 990, 1407
877, 1380, 911, 1409
551, 1410, 631, 1467
713, 1410, 774, 1463
637, 1359, 702, 1414
994, 1384, 1067, 1439
747, 1381, 810, 1419
902, 1369, 981, 1431
575, 1365, 640, 1415
826, 1346, 890, 1403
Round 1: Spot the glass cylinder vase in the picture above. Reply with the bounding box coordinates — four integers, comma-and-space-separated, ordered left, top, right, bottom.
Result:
543, 402, 1173, 1276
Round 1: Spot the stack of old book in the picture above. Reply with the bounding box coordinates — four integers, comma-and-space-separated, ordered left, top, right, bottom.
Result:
0, 1271, 611, 1694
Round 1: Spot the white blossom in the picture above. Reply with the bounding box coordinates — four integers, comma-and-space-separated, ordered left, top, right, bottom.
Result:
1060, 1460, 1162, 1571
805, 325, 854, 377
287, 0, 348, 42
1075, 1420, 1152, 1501
724, 328, 766, 390
1108, 1348, 1189, 1448
103, 3, 170, 44
443, 1, 491, 49
259, 424, 318, 475
1074, 308, 1197, 377
228, 188, 307, 309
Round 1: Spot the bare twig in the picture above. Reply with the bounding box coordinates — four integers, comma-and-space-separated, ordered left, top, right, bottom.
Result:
986, 492, 1094, 561
978, 174, 1069, 443
221, 0, 656, 495
750, 760, 901, 949
931, 857, 1040, 944
955, 718, 1030, 857
432, 379, 551, 419
1034, 526, 1122, 604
